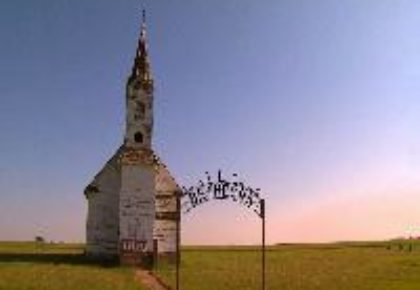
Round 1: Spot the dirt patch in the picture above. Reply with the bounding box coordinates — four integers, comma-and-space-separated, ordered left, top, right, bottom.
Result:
135, 269, 172, 290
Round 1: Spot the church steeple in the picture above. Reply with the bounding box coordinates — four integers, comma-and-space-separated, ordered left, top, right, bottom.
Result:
85, 6, 179, 267
128, 9, 153, 90
125, 8, 154, 149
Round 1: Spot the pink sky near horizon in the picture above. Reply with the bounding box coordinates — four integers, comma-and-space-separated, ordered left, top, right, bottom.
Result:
1, 183, 419, 245
182, 182, 420, 245
277, 190, 420, 243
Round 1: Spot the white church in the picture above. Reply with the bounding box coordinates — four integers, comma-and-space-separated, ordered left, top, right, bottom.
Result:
84, 12, 179, 266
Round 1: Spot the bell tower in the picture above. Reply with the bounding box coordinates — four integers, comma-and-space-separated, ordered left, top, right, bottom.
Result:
125, 10, 154, 148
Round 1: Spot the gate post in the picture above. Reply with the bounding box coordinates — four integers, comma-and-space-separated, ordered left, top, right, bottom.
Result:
261, 199, 266, 290
153, 238, 158, 271
176, 191, 181, 290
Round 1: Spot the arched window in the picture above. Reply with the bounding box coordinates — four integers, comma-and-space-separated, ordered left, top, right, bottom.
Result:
134, 132, 143, 143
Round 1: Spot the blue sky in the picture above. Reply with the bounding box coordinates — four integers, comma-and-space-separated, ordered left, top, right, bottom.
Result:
1, 0, 420, 244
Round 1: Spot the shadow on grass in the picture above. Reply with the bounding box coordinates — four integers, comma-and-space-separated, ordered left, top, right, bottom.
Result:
0, 253, 119, 267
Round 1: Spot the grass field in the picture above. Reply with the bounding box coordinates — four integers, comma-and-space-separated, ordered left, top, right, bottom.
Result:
0, 242, 146, 290
157, 241, 420, 290
2, 241, 420, 290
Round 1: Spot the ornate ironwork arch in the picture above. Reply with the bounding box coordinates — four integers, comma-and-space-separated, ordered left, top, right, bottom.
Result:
180, 170, 265, 218
174, 170, 266, 290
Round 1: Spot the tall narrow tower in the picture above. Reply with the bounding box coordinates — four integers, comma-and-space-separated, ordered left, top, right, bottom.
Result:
125, 11, 154, 149
84, 9, 180, 267
119, 11, 156, 265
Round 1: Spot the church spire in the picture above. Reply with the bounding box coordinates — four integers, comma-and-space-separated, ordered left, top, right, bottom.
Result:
129, 8, 153, 90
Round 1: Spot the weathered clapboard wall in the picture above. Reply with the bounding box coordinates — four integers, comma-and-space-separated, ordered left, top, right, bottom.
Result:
84, 152, 179, 261
154, 162, 179, 256
84, 148, 122, 258
119, 148, 156, 264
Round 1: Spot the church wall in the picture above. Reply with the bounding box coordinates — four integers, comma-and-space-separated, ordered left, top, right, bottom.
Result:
154, 163, 179, 254
154, 219, 177, 254
119, 150, 156, 265
86, 159, 120, 257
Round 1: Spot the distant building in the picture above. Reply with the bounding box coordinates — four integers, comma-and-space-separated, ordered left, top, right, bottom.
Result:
84, 12, 179, 266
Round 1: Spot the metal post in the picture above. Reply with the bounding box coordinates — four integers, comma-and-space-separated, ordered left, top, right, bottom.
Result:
261, 199, 266, 290
153, 238, 158, 272
176, 192, 181, 290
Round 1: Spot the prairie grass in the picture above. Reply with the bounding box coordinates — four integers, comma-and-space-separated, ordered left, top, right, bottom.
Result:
157, 240, 420, 290
2, 240, 420, 290
0, 242, 146, 290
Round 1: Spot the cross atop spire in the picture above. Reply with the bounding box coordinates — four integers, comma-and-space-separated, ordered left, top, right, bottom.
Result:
142, 8, 146, 24
128, 7, 153, 90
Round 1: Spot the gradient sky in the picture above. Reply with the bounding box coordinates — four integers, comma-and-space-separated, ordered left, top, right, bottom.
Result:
1, 0, 420, 244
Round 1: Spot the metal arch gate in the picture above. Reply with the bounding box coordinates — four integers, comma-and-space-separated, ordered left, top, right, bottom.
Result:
174, 170, 266, 290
